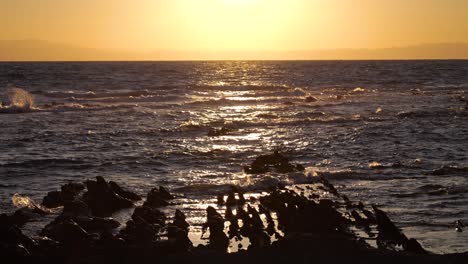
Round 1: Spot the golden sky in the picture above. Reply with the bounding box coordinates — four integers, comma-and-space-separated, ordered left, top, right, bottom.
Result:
1, 0, 468, 59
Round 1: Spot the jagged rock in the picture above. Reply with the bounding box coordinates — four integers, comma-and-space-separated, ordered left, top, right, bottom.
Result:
132, 206, 166, 226
0, 214, 36, 250
77, 217, 120, 232
143, 186, 173, 208
119, 216, 159, 243
202, 206, 229, 252
226, 191, 237, 207
10, 207, 45, 226
173, 210, 189, 233
217, 193, 225, 205
42, 191, 62, 208
42, 182, 85, 208
244, 151, 304, 174
41, 219, 88, 244
109, 181, 141, 201
83, 176, 134, 216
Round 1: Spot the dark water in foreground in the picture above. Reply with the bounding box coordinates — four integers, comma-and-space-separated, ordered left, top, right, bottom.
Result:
0, 61, 468, 253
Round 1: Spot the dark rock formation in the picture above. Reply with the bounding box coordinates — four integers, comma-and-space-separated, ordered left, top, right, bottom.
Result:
244, 151, 305, 174
202, 206, 229, 252
83, 176, 134, 216
143, 186, 174, 208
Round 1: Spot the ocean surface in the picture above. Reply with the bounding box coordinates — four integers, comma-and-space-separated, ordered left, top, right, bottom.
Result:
0, 61, 468, 253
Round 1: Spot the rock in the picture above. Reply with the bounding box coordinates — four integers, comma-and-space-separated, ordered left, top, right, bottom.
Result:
60, 182, 85, 200
405, 238, 427, 254
10, 207, 44, 226
216, 193, 225, 205
202, 206, 229, 252
208, 127, 231, 137
61, 200, 90, 218
109, 181, 141, 201
244, 151, 304, 174
119, 216, 159, 243
173, 210, 189, 233
0, 214, 36, 250
42, 182, 85, 208
78, 217, 120, 232
167, 224, 192, 251
41, 219, 88, 244
83, 176, 134, 216
143, 186, 173, 208
305, 96, 318, 103
226, 191, 237, 207
42, 191, 63, 208
132, 206, 166, 226
373, 205, 408, 247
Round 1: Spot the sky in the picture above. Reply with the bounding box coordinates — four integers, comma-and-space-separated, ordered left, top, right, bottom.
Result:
1, 0, 468, 59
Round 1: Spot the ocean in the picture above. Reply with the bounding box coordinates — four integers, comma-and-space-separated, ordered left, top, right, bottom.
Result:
0, 60, 467, 253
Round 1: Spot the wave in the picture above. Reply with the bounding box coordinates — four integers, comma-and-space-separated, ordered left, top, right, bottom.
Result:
432, 165, 468, 176
0, 158, 91, 169
35, 89, 158, 99
397, 108, 458, 119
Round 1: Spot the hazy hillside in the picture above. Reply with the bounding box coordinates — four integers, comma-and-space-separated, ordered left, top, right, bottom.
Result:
1, 39, 468, 61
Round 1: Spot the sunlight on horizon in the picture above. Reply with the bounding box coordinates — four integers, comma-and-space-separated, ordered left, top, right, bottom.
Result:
1, 0, 468, 60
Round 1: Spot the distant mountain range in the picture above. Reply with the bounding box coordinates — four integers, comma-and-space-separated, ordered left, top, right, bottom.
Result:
1, 39, 468, 61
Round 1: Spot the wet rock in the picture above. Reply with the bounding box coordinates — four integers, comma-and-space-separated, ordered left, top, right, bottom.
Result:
202, 206, 229, 252
109, 181, 141, 201
78, 217, 120, 232
305, 96, 318, 103
405, 238, 427, 254
83, 176, 134, 216
244, 151, 304, 174
173, 209, 189, 233
143, 186, 174, 208
208, 127, 231, 137
216, 193, 225, 205
226, 191, 237, 207
41, 219, 89, 244
119, 216, 159, 243
42, 182, 85, 208
61, 200, 90, 218
42, 191, 63, 208
10, 207, 45, 226
167, 210, 192, 251
373, 205, 407, 247
0, 214, 36, 250
132, 206, 166, 226
167, 224, 192, 251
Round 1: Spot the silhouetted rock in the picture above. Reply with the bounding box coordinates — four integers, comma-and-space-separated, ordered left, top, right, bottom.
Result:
42, 191, 62, 208
109, 181, 141, 201
10, 207, 45, 226
0, 214, 36, 251
83, 176, 134, 216
244, 151, 304, 174
42, 182, 85, 208
202, 206, 229, 252
132, 206, 166, 226
41, 219, 88, 244
119, 216, 159, 244
143, 187, 173, 207
173, 209, 190, 233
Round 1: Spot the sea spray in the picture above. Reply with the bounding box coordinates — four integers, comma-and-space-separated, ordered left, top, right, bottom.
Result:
1, 87, 35, 113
